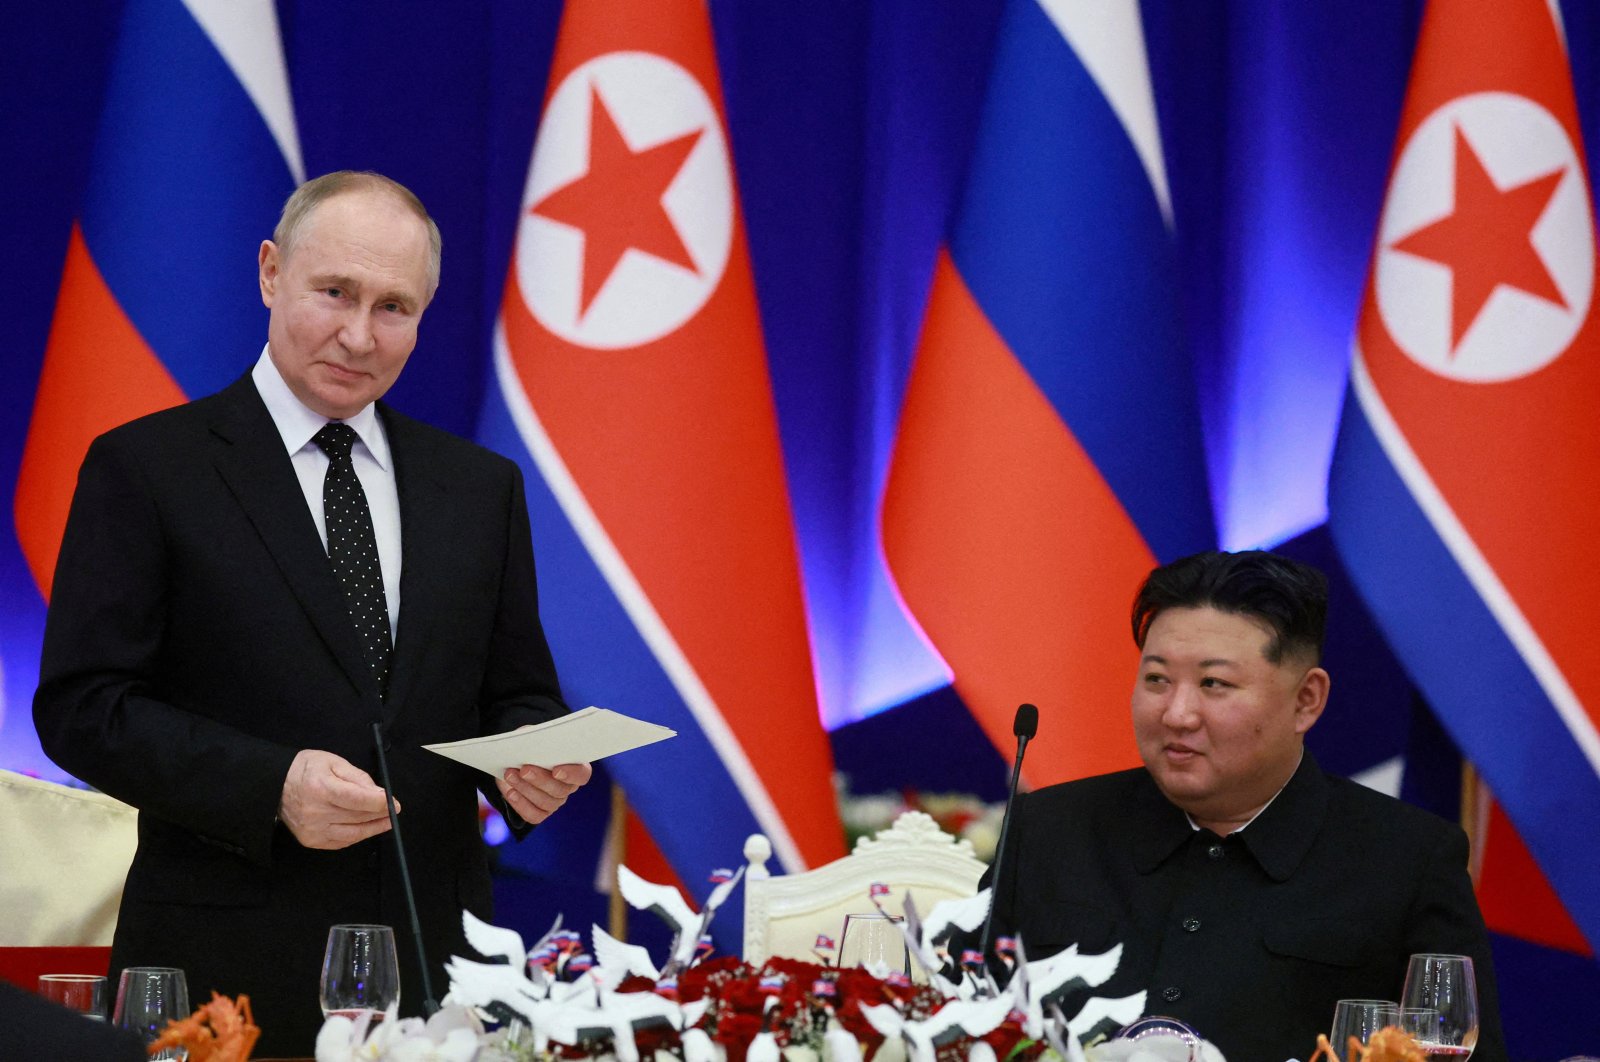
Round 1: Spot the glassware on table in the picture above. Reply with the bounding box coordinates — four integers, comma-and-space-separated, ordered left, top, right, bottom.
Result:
112, 966, 190, 1060
1331, 999, 1401, 1053
837, 912, 909, 974
1401, 954, 1479, 1059
321, 923, 401, 1022
1400, 1007, 1443, 1046
1113, 1016, 1202, 1061
38, 973, 109, 1019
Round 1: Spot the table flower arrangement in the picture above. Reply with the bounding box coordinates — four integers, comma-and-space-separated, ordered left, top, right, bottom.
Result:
312, 860, 1218, 1062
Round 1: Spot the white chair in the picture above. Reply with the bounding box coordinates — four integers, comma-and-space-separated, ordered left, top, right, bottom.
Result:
741, 810, 986, 965
0, 769, 137, 947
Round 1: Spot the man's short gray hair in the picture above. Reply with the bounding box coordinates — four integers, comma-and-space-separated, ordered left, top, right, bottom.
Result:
273, 170, 442, 299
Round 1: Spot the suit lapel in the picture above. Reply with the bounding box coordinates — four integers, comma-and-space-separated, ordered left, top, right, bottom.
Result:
382, 406, 449, 721
207, 377, 382, 709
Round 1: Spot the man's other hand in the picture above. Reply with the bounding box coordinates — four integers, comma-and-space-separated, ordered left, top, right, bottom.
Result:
280, 749, 396, 850
497, 762, 592, 825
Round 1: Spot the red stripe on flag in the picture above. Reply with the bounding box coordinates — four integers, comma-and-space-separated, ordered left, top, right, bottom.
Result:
13, 224, 187, 600
501, 0, 842, 869
882, 250, 1149, 787
1356, 0, 1600, 731
1478, 799, 1592, 956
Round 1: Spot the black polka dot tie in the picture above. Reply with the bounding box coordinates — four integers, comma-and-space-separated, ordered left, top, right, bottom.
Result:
313, 422, 392, 697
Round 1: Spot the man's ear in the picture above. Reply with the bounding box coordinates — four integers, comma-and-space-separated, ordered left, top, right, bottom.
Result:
258, 240, 280, 306
1293, 667, 1331, 735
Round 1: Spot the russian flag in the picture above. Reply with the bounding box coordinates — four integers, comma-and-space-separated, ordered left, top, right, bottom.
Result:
880, 0, 1213, 788
13, 0, 301, 600
482, 0, 845, 917
1328, 0, 1600, 954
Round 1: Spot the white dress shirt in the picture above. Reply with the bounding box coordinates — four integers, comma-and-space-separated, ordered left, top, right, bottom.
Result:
252, 348, 402, 641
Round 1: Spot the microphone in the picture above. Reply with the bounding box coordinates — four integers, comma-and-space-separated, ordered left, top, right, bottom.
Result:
372, 723, 440, 1016
977, 703, 1038, 969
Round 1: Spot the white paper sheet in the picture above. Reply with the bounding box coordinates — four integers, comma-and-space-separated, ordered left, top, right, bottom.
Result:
422, 706, 676, 776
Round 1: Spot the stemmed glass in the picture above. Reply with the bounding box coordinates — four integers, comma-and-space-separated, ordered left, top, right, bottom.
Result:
837, 912, 909, 974
321, 923, 401, 1023
112, 967, 190, 1060
1401, 954, 1479, 1059
1331, 999, 1400, 1053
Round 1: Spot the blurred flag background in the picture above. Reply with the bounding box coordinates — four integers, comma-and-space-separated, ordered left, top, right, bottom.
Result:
3, 1, 1598, 1054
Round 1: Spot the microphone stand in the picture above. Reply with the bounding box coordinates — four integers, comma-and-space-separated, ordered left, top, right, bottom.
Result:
372, 723, 440, 1016
977, 703, 1038, 971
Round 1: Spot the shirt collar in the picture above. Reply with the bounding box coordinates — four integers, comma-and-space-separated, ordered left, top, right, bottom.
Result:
252, 346, 391, 470
1133, 749, 1328, 880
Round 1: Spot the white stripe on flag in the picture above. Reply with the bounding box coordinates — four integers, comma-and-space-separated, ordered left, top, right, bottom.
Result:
1350, 344, 1600, 777
183, 0, 305, 183
491, 328, 811, 872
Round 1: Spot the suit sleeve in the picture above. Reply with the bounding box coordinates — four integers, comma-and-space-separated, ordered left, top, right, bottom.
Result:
1405, 823, 1506, 1062
33, 433, 296, 866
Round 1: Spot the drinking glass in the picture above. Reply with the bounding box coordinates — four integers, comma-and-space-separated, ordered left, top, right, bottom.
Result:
1114, 1016, 1202, 1062
321, 923, 400, 1022
1331, 999, 1400, 1053
112, 967, 190, 1060
38, 973, 108, 1019
1401, 954, 1479, 1059
837, 912, 909, 974
1401, 1008, 1443, 1046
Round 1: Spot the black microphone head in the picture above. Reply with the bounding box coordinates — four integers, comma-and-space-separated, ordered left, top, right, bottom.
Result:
1013, 703, 1039, 739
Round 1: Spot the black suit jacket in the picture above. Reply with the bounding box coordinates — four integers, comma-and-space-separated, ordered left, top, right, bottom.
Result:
977, 753, 1504, 1062
34, 375, 568, 1055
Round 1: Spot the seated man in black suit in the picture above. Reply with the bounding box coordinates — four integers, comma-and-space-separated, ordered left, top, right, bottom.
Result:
972, 550, 1503, 1062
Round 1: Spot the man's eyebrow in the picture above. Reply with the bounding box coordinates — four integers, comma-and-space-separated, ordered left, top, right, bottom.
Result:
1139, 653, 1240, 668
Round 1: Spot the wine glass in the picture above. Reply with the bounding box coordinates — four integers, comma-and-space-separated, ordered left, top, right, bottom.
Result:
321, 923, 401, 1022
1401, 954, 1478, 1059
837, 912, 909, 974
39, 973, 109, 1019
112, 967, 190, 1060
1331, 999, 1400, 1053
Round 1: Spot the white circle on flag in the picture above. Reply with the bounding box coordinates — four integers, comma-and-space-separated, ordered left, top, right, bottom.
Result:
1374, 91, 1593, 381
516, 51, 733, 350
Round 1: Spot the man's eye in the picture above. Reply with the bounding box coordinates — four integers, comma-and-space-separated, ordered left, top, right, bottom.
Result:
1143, 673, 1168, 686
1200, 677, 1229, 689
324, 288, 344, 299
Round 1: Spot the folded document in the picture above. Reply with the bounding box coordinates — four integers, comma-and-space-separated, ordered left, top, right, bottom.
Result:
423, 706, 676, 776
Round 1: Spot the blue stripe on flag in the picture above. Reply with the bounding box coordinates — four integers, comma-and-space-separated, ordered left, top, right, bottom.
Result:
477, 381, 761, 950
948, 0, 1211, 561
1329, 395, 1600, 946
79, 0, 294, 399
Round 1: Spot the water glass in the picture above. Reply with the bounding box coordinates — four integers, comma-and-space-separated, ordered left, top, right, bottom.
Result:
1401, 954, 1479, 1058
113, 966, 190, 1060
321, 923, 401, 1021
837, 912, 909, 974
1331, 999, 1400, 1052
38, 973, 108, 1019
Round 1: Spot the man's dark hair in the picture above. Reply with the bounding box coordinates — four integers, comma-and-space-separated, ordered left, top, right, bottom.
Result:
1131, 550, 1328, 665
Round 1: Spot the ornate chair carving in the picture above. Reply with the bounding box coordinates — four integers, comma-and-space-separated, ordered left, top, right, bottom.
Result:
741, 810, 986, 965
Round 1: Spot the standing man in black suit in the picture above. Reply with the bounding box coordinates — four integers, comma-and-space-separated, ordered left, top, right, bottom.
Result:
973, 551, 1504, 1062
34, 171, 593, 1055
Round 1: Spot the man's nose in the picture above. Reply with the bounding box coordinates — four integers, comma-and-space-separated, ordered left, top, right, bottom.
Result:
340, 310, 376, 354
1161, 686, 1201, 729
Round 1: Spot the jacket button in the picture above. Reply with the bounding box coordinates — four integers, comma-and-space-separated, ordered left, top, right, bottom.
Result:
1207, 843, 1224, 860
1162, 986, 1182, 1002
1182, 917, 1201, 933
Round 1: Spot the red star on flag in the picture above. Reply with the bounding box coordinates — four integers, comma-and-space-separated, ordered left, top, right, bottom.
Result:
530, 85, 704, 318
1390, 124, 1568, 353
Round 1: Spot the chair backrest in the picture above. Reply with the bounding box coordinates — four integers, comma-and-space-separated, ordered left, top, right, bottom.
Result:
742, 810, 986, 965
0, 770, 137, 947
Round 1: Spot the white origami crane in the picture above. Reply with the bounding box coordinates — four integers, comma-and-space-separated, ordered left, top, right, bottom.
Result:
897, 889, 993, 998
1008, 937, 1124, 1039
860, 993, 1015, 1062
616, 863, 745, 974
